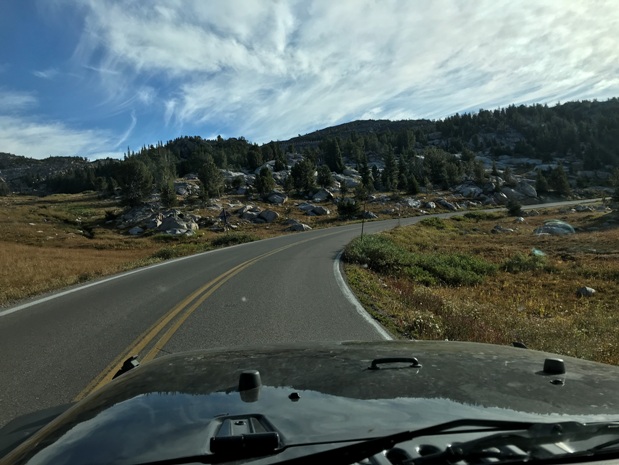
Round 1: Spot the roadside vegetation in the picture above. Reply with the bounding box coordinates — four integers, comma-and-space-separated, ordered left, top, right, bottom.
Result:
0, 193, 284, 306
3, 191, 618, 367
342, 208, 619, 365
0, 191, 368, 306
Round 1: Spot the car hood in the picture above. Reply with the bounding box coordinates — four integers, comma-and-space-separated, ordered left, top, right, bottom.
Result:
4, 340, 619, 464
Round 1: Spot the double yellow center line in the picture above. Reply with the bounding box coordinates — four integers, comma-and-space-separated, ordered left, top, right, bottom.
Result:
73, 232, 338, 401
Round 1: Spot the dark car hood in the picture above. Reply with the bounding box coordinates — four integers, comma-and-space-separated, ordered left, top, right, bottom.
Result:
4, 340, 619, 464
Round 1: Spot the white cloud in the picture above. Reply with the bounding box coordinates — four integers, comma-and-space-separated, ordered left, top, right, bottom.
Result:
33, 68, 59, 79
48, 0, 619, 143
0, 89, 38, 112
114, 110, 137, 148
0, 115, 114, 159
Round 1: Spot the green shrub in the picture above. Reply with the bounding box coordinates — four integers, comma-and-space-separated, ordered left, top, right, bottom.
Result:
151, 247, 178, 260
404, 266, 438, 286
337, 198, 361, 218
419, 217, 449, 229
503, 252, 547, 273
413, 253, 497, 286
343, 235, 409, 273
507, 198, 523, 216
212, 233, 258, 247
344, 233, 497, 286
464, 211, 502, 221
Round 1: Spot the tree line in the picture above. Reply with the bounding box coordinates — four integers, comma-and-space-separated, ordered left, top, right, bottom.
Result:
3, 97, 618, 203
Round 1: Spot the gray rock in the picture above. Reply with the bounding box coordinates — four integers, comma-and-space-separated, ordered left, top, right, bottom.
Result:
576, 286, 596, 297
158, 215, 198, 232
500, 187, 525, 201
493, 192, 509, 205
312, 188, 334, 202
403, 198, 421, 208
456, 184, 484, 198
298, 203, 315, 211
516, 181, 537, 198
343, 168, 360, 177
128, 226, 144, 235
534, 220, 575, 235
492, 224, 514, 234
165, 228, 194, 236
362, 211, 378, 219
437, 198, 458, 211
241, 211, 260, 221
333, 173, 360, 188
286, 223, 312, 232
259, 210, 279, 223
425, 201, 436, 209
267, 192, 288, 205
312, 206, 331, 216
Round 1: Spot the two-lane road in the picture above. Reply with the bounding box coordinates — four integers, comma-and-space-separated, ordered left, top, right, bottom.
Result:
0, 216, 408, 427
0, 199, 599, 427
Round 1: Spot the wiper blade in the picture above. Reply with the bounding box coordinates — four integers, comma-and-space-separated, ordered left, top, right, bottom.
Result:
132, 420, 619, 465
132, 419, 534, 465
273, 419, 542, 465
273, 420, 619, 465
412, 421, 619, 465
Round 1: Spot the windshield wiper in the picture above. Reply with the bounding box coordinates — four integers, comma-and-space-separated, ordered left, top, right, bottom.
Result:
411, 421, 619, 465
132, 419, 619, 465
273, 420, 619, 465
272, 419, 544, 465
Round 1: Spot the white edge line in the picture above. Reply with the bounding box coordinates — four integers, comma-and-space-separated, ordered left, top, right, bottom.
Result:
333, 251, 393, 341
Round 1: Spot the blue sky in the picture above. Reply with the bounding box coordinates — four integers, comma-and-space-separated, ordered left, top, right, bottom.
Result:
1, 1, 618, 160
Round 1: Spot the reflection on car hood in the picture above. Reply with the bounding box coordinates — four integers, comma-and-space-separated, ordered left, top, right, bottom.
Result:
4, 340, 619, 464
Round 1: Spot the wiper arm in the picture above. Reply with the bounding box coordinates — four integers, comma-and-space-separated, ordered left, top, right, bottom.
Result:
132, 419, 535, 465
412, 421, 619, 465
273, 420, 619, 465
132, 420, 619, 465
273, 419, 542, 465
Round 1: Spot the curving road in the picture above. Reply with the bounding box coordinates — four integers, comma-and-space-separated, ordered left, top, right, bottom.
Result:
0, 215, 411, 428
0, 199, 599, 428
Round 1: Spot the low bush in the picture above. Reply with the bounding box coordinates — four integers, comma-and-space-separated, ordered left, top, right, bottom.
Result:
343, 235, 409, 273
503, 252, 547, 273
211, 232, 258, 247
419, 217, 450, 229
344, 233, 497, 286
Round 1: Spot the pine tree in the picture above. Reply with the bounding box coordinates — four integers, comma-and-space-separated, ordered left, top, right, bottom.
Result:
198, 154, 224, 199
290, 157, 316, 194
322, 139, 345, 173
254, 167, 275, 197
160, 180, 178, 207
317, 165, 334, 188
535, 170, 549, 194
549, 165, 571, 196
117, 159, 153, 206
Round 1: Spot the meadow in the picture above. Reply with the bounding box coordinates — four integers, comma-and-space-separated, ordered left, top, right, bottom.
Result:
342, 207, 619, 365
3, 193, 617, 366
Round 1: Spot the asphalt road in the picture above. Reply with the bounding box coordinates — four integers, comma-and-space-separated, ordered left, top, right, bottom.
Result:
0, 215, 412, 428
0, 199, 600, 428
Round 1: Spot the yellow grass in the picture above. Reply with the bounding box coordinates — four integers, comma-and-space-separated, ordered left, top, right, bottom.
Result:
344, 207, 619, 365
0, 192, 359, 306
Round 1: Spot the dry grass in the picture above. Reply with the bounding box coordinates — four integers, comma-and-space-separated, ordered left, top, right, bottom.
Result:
344, 207, 619, 365
0, 192, 358, 306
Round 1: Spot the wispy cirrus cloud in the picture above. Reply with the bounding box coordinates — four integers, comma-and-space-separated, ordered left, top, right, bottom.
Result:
0, 114, 116, 159
0, 89, 38, 112
2, 0, 618, 160
68, 0, 619, 142
33, 68, 59, 80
